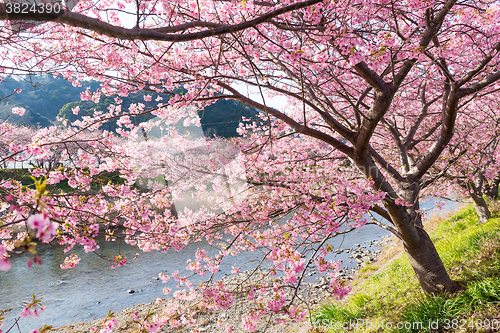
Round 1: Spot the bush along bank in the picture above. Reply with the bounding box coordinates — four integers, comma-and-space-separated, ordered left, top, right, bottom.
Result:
311, 204, 500, 333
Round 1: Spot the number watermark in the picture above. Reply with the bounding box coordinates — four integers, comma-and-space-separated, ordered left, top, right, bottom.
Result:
5, 2, 62, 14
4, 0, 80, 33
313, 318, 500, 331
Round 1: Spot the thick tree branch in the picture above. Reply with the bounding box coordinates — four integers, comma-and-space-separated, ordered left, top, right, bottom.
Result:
217, 82, 356, 157
355, 92, 394, 156
456, 42, 500, 87
0, 0, 322, 41
414, 86, 459, 178
369, 204, 392, 223
350, 1, 457, 159
457, 70, 500, 98
351, 62, 390, 94
369, 147, 405, 183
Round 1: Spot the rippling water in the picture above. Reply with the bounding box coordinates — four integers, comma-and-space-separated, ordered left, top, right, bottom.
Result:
0, 198, 462, 332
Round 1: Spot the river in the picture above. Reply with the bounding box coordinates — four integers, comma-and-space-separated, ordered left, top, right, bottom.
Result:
0, 197, 463, 332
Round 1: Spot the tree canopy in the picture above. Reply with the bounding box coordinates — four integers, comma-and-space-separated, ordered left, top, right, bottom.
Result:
1, 0, 500, 331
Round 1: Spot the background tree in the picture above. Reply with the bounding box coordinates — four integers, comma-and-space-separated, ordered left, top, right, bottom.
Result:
434, 96, 500, 224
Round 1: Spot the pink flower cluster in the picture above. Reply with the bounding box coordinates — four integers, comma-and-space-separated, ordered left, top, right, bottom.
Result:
11, 107, 25, 116
110, 255, 127, 269
0, 244, 11, 272
19, 296, 45, 319
27, 214, 59, 242
200, 282, 235, 310
27, 254, 43, 268
241, 311, 259, 331
395, 198, 413, 207
60, 253, 81, 269
20, 306, 44, 318
99, 318, 117, 333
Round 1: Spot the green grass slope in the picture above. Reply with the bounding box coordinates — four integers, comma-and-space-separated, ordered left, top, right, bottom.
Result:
312, 204, 500, 333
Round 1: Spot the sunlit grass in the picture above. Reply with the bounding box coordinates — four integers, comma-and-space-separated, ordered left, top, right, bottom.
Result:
311, 205, 500, 332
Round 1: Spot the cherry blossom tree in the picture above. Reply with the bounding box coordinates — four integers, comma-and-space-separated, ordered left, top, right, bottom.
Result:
1, 0, 500, 330
434, 97, 500, 224
0, 116, 381, 331
395, 94, 500, 224
0, 117, 36, 168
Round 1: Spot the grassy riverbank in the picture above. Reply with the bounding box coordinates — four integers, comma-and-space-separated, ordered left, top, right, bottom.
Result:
311, 203, 500, 332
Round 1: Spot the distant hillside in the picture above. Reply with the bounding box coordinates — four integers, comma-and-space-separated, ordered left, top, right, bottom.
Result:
0, 100, 52, 127
0, 75, 99, 124
0, 75, 260, 137
199, 99, 260, 138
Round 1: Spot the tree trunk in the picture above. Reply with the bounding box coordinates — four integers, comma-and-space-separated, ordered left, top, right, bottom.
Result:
459, 177, 491, 224
484, 174, 500, 201
383, 184, 462, 294
470, 191, 491, 224
357, 155, 462, 294
404, 227, 463, 294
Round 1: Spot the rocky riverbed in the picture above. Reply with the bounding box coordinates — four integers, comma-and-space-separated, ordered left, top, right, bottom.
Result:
49, 237, 392, 333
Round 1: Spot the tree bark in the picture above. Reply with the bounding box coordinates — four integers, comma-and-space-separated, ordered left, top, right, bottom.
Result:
464, 176, 491, 224
404, 227, 463, 293
382, 183, 463, 294
484, 174, 500, 201
470, 191, 491, 224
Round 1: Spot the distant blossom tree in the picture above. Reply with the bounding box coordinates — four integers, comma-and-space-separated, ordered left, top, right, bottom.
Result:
426, 95, 500, 223
1, 0, 500, 331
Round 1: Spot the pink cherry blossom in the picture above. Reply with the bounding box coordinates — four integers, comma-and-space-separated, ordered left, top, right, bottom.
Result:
242, 312, 259, 331
19, 307, 31, 317
0, 245, 11, 272
60, 254, 81, 269
11, 107, 25, 116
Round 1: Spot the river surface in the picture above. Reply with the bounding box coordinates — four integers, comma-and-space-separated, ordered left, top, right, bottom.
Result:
0, 198, 463, 332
